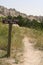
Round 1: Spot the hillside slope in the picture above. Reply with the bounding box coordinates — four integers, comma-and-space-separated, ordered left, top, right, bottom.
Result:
0, 22, 43, 65
0, 6, 43, 21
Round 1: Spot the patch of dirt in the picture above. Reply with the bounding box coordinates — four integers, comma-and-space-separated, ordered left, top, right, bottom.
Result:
23, 36, 43, 65
0, 36, 43, 65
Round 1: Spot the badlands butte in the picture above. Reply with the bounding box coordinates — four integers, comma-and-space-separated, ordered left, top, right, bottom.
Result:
0, 6, 43, 21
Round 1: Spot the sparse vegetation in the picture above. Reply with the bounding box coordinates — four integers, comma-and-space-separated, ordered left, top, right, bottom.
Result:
0, 15, 43, 65
0, 20, 43, 57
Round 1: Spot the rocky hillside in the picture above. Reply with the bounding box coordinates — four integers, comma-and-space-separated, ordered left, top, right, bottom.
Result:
0, 6, 43, 21
0, 6, 27, 17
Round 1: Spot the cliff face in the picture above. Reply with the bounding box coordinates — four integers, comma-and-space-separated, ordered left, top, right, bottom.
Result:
0, 6, 27, 17
0, 6, 43, 21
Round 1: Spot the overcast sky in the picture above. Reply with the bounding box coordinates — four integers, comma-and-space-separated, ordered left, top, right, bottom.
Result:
0, 0, 43, 16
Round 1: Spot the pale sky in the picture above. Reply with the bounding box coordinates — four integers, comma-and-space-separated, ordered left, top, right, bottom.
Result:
0, 0, 43, 16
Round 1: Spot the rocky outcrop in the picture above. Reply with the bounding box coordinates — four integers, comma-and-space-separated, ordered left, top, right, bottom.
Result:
0, 6, 27, 17
0, 6, 43, 21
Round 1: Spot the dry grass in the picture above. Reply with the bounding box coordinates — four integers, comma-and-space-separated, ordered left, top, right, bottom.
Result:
0, 22, 43, 58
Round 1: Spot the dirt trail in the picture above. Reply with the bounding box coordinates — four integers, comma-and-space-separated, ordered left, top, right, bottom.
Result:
0, 36, 43, 65
23, 36, 43, 65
